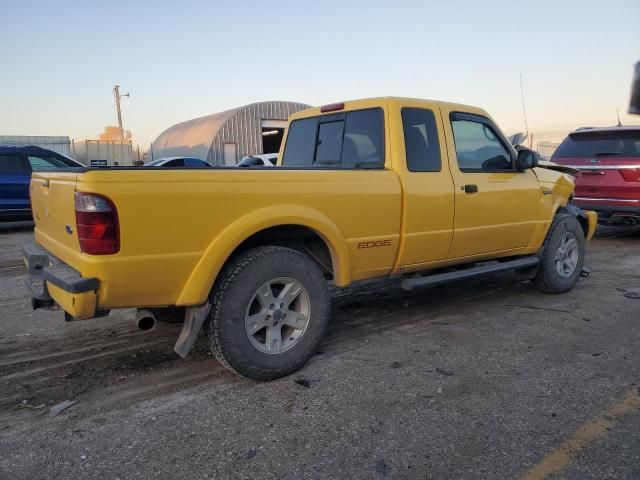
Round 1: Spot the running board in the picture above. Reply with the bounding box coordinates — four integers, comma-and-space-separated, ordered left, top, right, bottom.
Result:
401, 257, 540, 291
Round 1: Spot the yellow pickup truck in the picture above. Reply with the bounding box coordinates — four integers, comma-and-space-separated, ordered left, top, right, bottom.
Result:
23, 97, 597, 380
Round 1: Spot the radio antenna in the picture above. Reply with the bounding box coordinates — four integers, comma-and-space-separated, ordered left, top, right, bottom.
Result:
617, 108, 622, 127
520, 74, 530, 135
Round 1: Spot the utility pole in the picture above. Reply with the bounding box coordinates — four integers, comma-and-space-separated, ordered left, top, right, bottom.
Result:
519, 74, 530, 136
113, 85, 130, 141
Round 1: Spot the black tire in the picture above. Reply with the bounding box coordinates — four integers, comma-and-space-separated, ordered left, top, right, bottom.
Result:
206, 246, 330, 380
532, 214, 586, 293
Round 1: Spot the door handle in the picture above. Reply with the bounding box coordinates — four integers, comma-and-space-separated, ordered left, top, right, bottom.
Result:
463, 184, 478, 193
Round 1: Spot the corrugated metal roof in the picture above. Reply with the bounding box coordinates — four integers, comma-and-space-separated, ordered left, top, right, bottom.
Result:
0, 135, 72, 156
150, 101, 311, 164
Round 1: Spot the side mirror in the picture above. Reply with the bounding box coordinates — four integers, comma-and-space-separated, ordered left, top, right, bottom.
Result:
515, 148, 539, 171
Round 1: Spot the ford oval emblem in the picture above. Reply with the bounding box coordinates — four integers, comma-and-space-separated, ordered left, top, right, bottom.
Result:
65, 225, 73, 235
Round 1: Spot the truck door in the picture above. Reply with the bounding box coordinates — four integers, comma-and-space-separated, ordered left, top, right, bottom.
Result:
392, 100, 456, 267
441, 110, 540, 258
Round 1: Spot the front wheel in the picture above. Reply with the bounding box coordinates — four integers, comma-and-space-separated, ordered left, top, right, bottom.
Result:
532, 214, 586, 293
206, 246, 330, 380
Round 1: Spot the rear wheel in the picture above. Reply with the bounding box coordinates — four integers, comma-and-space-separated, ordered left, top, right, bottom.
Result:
533, 214, 586, 293
206, 246, 330, 380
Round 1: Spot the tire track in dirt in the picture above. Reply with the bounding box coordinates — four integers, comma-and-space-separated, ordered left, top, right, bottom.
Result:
0, 236, 548, 430
0, 226, 635, 425
0, 259, 26, 278
0, 274, 517, 421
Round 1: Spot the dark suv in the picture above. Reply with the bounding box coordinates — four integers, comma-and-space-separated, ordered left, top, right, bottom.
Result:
551, 126, 640, 225
0, 145, 83, 220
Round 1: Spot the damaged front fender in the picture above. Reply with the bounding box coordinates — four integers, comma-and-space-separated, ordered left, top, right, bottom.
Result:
559, 204, 597, 242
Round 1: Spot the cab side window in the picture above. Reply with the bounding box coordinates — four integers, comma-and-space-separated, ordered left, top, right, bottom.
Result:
402, 108, 441, 172
27, 155, 69, 171
451, 115, 513, 172
0, 155, 25, 174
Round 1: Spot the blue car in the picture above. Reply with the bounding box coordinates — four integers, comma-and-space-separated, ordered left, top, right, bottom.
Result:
0, 145, 83, 220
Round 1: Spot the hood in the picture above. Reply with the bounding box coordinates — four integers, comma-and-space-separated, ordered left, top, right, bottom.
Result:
536, 160, 580, 176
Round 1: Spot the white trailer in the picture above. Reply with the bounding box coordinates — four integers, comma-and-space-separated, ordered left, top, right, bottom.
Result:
72, 140, 133, 166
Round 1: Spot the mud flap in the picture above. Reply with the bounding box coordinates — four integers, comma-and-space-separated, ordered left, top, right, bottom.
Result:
173, 302, 211, 358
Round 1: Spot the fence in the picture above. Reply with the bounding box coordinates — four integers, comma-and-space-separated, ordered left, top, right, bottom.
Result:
536, 141, 560, 159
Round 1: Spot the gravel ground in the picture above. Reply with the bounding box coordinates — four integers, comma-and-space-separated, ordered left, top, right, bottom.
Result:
0, 225, 639, 479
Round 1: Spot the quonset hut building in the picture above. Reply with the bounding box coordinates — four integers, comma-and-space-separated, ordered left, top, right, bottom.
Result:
150, 101, 311, 165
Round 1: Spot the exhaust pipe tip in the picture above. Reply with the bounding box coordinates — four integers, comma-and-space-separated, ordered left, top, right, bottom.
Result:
623, 217, 640, 225
135, 309, 157, 332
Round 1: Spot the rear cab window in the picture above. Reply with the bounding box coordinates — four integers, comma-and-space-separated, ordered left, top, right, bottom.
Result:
553, 131, 640, 158
315, 121, 344, 165
282, 108, 385, 169
450, 113, 514, 172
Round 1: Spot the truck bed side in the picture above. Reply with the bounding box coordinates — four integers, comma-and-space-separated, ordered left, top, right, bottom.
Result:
31, 168, 402, 309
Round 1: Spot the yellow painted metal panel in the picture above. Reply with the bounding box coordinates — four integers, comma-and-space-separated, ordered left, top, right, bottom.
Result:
437, 103, 547, 258
386, 98, 455, 266
33, 166, 401, 308
47, 282, 96, 320
584, 210, 598, 241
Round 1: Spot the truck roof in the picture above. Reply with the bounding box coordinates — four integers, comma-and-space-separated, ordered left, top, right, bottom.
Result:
290, 97, 489, 121
570, 125, 640, 136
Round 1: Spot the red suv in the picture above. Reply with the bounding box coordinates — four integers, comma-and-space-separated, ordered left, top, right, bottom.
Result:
552, 126, 640, 225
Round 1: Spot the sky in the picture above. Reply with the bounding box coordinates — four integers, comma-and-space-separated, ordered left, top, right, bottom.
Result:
1, 0, 639, 149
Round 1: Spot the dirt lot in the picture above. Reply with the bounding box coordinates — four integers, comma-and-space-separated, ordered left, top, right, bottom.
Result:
0, 225, 639, 479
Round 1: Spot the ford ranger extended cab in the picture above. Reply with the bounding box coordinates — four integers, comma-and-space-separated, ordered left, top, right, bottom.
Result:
23, 98, 597, 380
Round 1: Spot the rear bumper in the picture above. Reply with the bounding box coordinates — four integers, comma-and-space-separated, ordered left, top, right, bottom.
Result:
22, 242, 102, 319
573, 198, 640, 221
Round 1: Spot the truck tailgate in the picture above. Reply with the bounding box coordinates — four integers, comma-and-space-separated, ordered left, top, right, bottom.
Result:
30, 172, 81, 262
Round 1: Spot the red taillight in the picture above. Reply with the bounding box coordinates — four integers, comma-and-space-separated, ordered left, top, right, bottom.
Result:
620, 168, 640, 182
74, 193, 120, 255
320, 102, 345, 113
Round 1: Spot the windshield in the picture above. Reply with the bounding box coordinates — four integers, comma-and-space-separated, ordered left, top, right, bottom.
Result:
553, 131, 640, 158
